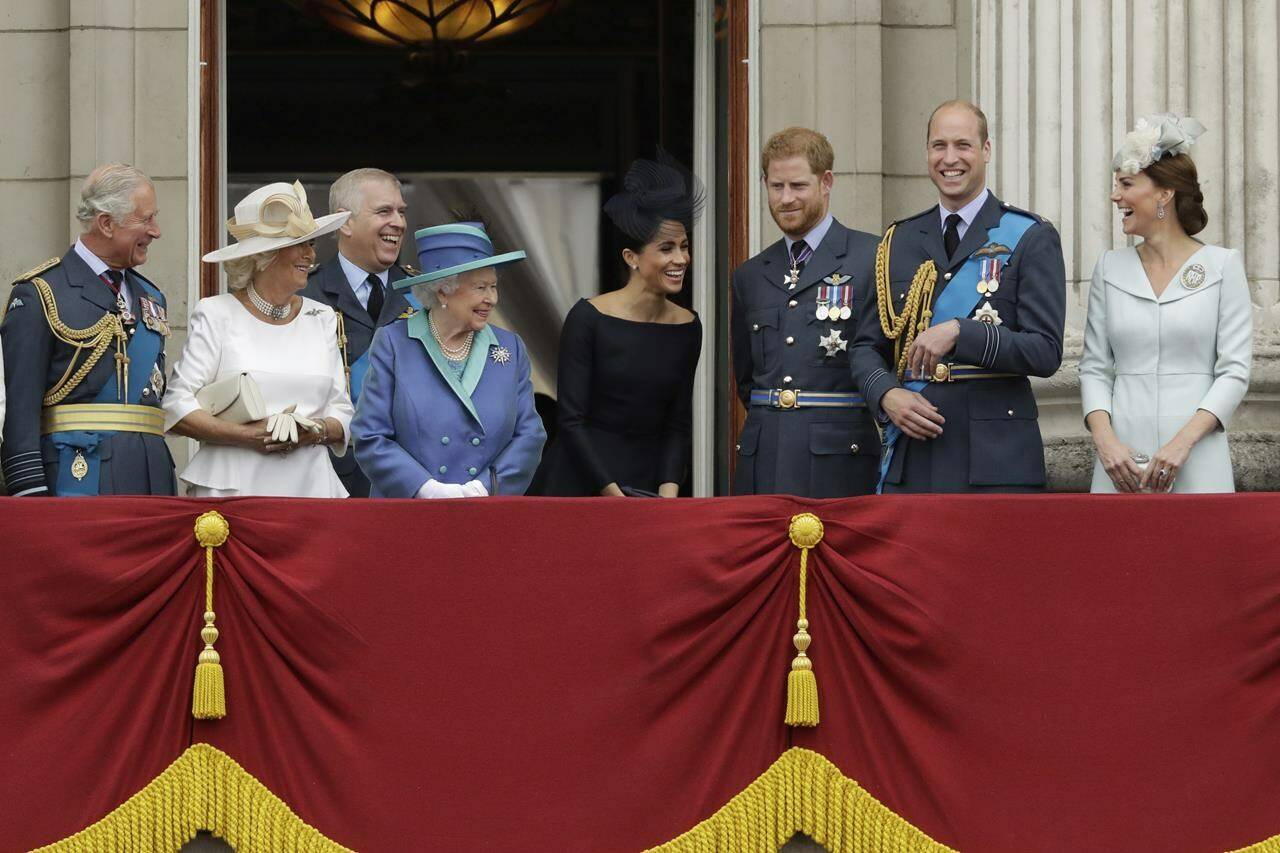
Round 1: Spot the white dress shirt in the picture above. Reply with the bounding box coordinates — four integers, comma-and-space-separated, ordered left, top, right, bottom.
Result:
337, 252, 389, 311
73, 238, 133, 306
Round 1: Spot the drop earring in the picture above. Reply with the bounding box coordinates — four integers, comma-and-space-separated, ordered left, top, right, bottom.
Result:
1156, 202, 1166, 220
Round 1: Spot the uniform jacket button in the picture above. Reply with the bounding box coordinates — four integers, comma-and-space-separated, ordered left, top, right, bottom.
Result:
468, 466, 478, 476
752, 323, 760, 331
785, 336, 795, 345
735, 443, 741, 452
471, 437, 481, 446
1007, 409, 1014, 417
440, 436, 450, 445
944, 272, 953, 280
438, 465, 448, 474
788, 300, 797, 308
850, 443, 859, 453
783, 376, 792, 384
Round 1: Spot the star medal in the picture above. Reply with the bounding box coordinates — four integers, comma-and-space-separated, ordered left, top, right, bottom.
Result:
818, 328, 848, 358
116, 292, 135, 325
149, 364, 166, 398
977, 259, 990, 295
784, 264, 801, 289
973, 301, 1002, 325
1181, 263, 1206, 290
490, 345, 512, 365
987, 258, 1001, 294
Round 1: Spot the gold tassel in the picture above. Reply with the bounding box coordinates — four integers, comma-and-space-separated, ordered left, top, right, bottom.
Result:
192, 511, 230, 720
785, 513, 824, 727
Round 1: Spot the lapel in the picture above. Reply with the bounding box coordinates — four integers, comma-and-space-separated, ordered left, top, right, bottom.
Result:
759, 239, 794, 294
322, 257, 375, 331
407, 310, 491, 426
380, 264, 412, 324
62, 247, 118, 313
916, 206, 950, 276
790, 220, 849, 297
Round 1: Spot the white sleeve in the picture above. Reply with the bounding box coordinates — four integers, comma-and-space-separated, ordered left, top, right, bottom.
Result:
1197, 249, 1253, 429
162, 300, 222, 432
1078, 253, 1115, 423
319, 307, 355, 455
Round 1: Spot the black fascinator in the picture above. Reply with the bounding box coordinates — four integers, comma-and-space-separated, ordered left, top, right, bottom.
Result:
603, 149, 706, 244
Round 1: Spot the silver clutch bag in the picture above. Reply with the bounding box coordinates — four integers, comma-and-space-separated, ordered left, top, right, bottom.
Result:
195, 372, 266, 424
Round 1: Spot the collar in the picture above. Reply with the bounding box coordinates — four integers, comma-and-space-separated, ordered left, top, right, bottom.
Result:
784, 213, 834, 255
938, 188, 990, 232
74, 238, 118, 278
406, 311, 499, 426
338, 252, 389, 292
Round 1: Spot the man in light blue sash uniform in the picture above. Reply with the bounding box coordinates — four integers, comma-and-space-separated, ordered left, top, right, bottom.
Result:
730, 127, 882, 497
1, 164, 176, 496
850, 101, 1066, 492
302, 168, 416, 496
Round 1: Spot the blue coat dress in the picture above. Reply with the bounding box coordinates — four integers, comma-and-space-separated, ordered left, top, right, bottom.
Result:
352, 310, 546, 497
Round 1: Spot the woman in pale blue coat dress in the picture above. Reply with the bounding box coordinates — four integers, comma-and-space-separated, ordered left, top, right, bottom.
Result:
1080, 115, 1252, 493
352, 221, 545, 498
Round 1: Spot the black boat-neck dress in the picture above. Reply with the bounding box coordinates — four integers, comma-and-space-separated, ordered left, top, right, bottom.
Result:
532, 299, 701, 496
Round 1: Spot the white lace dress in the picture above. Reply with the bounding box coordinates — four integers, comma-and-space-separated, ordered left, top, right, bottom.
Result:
163, 294, 354, 497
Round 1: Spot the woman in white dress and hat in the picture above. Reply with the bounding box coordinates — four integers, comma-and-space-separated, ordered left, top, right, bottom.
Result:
1080, 115, 1253, 493
163, 181, 356, 497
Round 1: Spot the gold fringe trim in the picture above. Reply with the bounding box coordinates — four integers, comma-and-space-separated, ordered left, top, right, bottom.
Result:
646, 748, 954, 853
1232, 834, 1280, 852
32, 743, 352, 853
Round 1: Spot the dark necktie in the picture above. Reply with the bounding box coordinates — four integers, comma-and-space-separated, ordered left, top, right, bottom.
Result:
99, 269, 123, 296
790, 239, 811, 271
365, 274, 384, 322
944, 213, 962, 259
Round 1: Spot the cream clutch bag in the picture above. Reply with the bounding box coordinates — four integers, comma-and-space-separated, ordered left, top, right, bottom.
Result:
195, 372, 266, 424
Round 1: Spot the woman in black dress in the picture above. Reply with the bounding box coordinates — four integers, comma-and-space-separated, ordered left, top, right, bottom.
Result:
534, 155, 703, 497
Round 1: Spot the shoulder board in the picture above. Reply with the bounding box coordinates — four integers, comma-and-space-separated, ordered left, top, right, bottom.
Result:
13, 257, 60, 284
400, 263, 421, 276
997, 200, 1045, 223
397, 307, 418, 320
889, 206, 937, 229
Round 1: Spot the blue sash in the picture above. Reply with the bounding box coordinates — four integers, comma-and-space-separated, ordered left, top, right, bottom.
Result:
876, 210, 1037, 492
51, 279, 166, 496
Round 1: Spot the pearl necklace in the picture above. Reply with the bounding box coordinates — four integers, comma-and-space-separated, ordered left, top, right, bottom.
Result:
247, 284, 292, 320
429, 312, 474, 361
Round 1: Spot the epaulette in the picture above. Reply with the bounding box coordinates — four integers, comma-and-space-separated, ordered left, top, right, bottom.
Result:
397, 307, 418, 320
888, 207, 937, 229
13, 257, 59, 285
400, 263, 421, 276
997, 200, 1045, 223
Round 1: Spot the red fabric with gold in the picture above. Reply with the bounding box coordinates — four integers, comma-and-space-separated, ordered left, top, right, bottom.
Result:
1, 494, 1278, 851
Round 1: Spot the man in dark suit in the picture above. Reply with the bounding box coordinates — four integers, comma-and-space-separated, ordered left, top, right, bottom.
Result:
730, 127, 882, 497
302, 167, 415, 496
1, 163, 176, 496
849, 100, 1066, 492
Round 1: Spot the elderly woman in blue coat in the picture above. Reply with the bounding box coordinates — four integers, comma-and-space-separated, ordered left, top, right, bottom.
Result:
352, 221, 546, 497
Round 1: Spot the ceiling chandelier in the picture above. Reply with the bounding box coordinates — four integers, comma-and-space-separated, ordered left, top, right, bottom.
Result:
293, 0, 568, 50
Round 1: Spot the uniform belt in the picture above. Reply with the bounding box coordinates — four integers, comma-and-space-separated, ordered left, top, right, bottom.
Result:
749, 389, 864, 410
906, 364, 1021, 383
41, 403, 165, 436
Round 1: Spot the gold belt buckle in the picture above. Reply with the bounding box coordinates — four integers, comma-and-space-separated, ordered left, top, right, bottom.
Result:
932, 363, 953, 382
777, 389, 798, 409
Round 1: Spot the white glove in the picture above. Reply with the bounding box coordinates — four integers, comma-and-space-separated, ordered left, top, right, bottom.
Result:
460, 479, 489, 498
415, 479, 467, 499
292, 413, 324, 435
266, 406, 324, 445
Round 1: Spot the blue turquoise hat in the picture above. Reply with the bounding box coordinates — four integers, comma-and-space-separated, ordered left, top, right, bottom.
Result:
393, 221, 527, 290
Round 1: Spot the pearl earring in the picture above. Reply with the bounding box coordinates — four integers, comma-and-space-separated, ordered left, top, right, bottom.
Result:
1156, 202, 1166, 220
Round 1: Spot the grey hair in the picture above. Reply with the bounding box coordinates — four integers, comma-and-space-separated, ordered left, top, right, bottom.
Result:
411, 274, 460, 308
76, 164, 153, 231
223, 250, 281, 291
329, 168, 402, 215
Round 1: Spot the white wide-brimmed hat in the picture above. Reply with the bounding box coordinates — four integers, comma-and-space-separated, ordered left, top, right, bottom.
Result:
202, 181, 350, 263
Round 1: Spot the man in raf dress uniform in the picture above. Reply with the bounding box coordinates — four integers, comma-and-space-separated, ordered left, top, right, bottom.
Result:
850, 100, 1066, 492
1, 164, 176, 496
302, 167, 415, 496
730, 127, 882, 497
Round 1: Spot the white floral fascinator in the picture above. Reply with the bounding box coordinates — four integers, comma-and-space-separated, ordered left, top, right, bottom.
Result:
1112, 114, 1207, 175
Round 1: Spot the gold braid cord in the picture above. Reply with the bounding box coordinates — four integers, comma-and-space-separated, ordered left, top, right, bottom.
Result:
29, 277, 128, 406
193, 511, 230, 720
31, 744, 353, 853
335, 310, 351, 393
786, 514, 824, 727
647, 748, 954, 853
873, 226, 939, 379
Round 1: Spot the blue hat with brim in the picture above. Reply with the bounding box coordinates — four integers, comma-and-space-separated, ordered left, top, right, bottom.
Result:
393, 222, 527, 291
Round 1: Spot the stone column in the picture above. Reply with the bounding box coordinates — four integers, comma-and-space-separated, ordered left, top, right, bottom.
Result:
971, 0, 1280, 489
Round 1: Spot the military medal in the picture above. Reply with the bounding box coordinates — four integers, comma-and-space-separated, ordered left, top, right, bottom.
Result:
818, 328, 847, 358
839, 286, 852, 320
139, 297, 171, 336
815, 301, 829, 321
977, 259, 990, 295
71, 451, 89, 481
784, 264, 801, 289
490, 345, 512, 365
987, 258, 1002, 294
1181, 263, 1206, 290
815, 284, 830, 320
973, 301, 1003, 325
